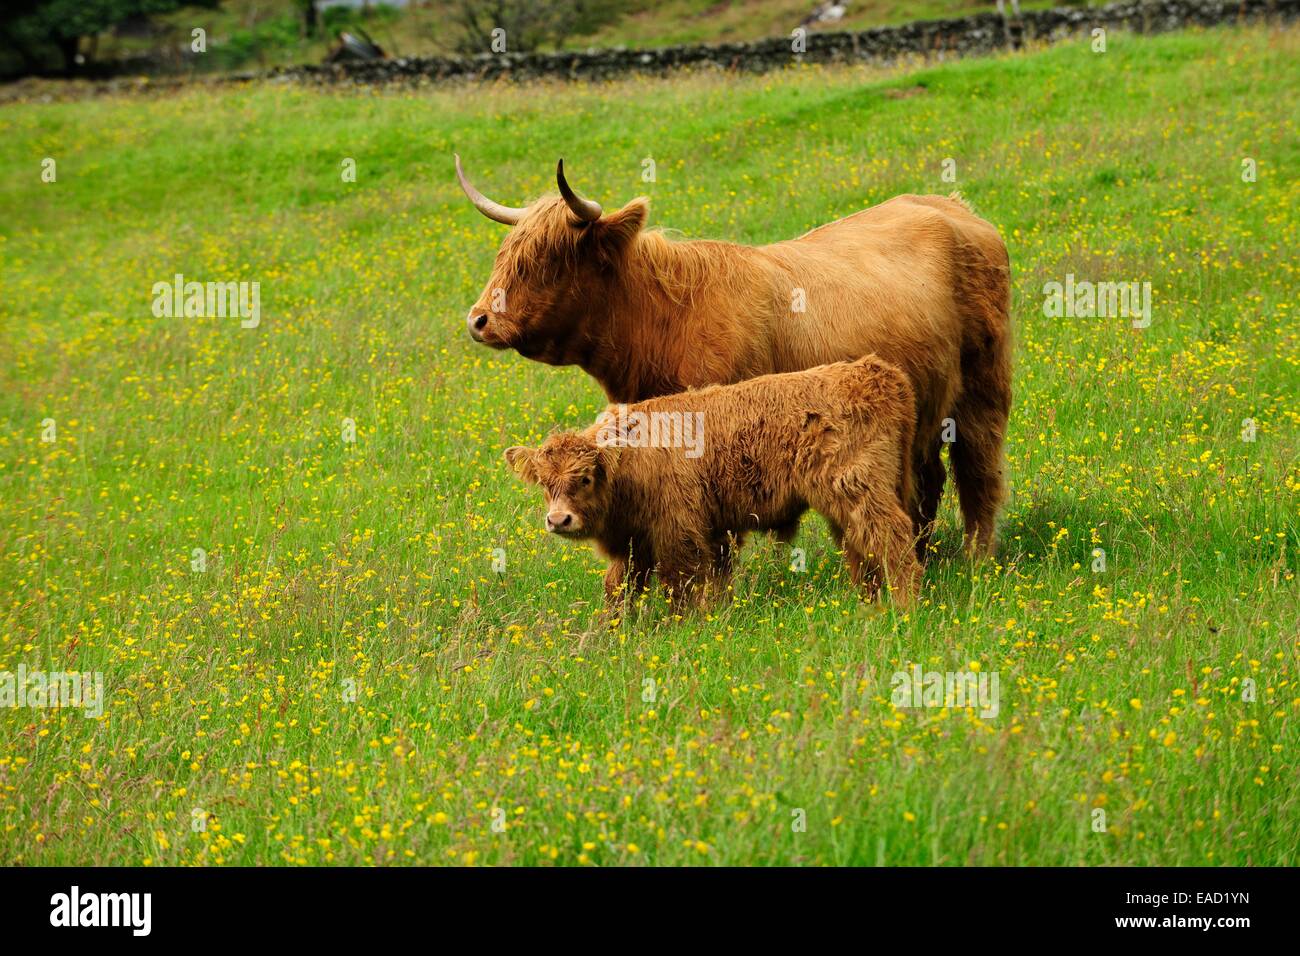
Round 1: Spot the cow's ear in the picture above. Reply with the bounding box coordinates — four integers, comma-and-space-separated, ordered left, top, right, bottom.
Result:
504, 446, 540, 484
593, 198, 648, 257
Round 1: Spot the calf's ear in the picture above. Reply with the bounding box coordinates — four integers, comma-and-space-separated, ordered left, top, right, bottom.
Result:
597, 445, 622, 479
504, 446, 540, 484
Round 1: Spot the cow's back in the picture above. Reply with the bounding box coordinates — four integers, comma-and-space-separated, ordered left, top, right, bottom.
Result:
750, 194, 1007, 446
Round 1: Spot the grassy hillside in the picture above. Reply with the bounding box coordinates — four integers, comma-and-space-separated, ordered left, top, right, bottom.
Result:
106, 0, 1036, 70
0, 23, 1296, 865
583, 0, 1037, 47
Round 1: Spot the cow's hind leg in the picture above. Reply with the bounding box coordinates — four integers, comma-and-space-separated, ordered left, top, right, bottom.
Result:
951, 345, 1011, 558
951, 231, 1012, 559
950, 406, 1006, 557
914, 442, 946, 561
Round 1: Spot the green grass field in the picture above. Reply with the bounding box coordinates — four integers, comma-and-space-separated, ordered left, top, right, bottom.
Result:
1, 23, 1296, 866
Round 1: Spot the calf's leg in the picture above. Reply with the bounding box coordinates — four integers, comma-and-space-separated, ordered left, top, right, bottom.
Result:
654, 535, 713, 612
842, 501, 921, 608
814, 489, 920, 608
603, 545, 654, 608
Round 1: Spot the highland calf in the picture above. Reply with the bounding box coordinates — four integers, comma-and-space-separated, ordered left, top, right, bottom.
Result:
504, 356, 922, 609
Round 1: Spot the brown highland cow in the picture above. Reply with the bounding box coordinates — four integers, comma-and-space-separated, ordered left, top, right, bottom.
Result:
457, 157, 1012, 558
504, 356, 922, 609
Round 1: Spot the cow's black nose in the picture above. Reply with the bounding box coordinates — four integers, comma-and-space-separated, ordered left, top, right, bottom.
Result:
467, 312, 491, 342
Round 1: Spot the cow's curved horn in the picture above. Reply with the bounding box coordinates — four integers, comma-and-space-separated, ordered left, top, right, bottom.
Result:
556, 159, 603, 222
455, 154, 526, 226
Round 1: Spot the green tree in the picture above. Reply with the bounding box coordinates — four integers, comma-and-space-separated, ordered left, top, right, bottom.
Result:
293, 0, 318, 39
0, 0, 219, 76
453, 0, 629, 55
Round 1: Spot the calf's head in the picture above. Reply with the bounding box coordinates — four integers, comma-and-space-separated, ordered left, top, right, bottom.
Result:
457, 155, 647, 364
504, 432, 621, 538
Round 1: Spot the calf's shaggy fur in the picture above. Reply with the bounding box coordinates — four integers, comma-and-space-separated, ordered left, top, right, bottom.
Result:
504, 356, 922, 608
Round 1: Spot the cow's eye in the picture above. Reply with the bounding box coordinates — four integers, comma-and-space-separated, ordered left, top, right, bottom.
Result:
581, 476, 592, 486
